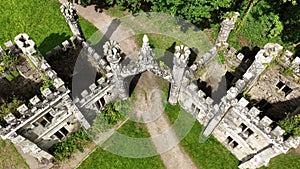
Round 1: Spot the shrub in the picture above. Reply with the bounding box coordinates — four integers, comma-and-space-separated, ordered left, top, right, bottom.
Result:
280, 67, 294, 76
88, 101, 126, 139
1, 53, 19, 70
51, 129, 90, 161
279, 114, 300, 137
0, 98, 23, 125
40, 77, 55, 91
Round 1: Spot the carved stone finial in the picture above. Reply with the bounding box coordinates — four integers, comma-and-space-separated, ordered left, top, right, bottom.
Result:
104, 40, 121, 64
174, 45, 190, 66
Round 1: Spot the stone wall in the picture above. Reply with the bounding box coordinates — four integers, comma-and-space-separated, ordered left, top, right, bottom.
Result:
0, 33, 89, 162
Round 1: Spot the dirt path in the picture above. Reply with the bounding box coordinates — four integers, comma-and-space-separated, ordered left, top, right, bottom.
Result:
58, 0, 138, 57
132, 72, 197, 169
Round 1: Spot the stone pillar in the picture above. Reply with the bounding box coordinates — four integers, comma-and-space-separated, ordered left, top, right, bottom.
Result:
60, 2, 85, 41
168, 45, 190, 105
216, 12, 239, 44
103, 40, 128, 100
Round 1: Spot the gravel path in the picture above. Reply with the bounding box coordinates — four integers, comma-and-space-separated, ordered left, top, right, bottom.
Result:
132, 72, 197, 169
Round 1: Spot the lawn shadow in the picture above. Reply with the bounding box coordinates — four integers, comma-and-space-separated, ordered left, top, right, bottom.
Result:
38, 33, 70, 55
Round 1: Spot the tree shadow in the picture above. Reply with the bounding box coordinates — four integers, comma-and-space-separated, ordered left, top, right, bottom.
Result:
38, 33, 70, 55
91, 0, 112, 12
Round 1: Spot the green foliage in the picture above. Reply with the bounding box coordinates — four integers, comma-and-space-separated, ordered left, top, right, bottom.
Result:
0, 53, 19, 72
0, 66, 5, 73
282, 0, 297, 5
280, 67, 294, 76
150, 0, 233, 24
88, 102, 126, 139
106, 0, 147, 13
0, 98, 23, 125
101, 102, 125, 125
104, 0, 234, 24
268, 15, 284, 38
5, 74, 15, 82
51, 129, 90, 161
217, 51, 225, 64
79, 0, 92, 7
11, 70, 20, 77
40, 77, 55, 91
279, 114, 300, 137
1, 140, 6, 148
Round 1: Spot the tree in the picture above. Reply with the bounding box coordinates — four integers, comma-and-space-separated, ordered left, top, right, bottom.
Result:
148, 0, 234, 26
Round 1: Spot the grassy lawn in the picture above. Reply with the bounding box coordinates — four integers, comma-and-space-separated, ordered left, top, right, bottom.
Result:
164, 103, 240, 169
0, 139, 29, 169
259, 151, 300, 169
78, 120, 165, 169
0, 0, 97, 54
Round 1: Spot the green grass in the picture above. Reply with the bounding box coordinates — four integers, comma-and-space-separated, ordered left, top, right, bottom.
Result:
181, 123, 240, 169
0, 139, 29, 169
0, 0, 97, 54
117, 120, 151, 138
165, 103, 240, 169
79, 120, 165, 169
259, 152, 300, 169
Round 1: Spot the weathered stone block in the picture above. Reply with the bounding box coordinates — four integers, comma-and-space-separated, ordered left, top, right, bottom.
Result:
29, 96, 41, 105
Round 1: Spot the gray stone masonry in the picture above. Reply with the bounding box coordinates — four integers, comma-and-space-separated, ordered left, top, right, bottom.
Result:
61, 2, 85, 41
169, 45, 190, 105
2, 4, 300, 169
216, 12, 240, 44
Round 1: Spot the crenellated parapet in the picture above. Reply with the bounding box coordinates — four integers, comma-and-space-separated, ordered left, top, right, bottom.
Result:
216, 12, 240, 44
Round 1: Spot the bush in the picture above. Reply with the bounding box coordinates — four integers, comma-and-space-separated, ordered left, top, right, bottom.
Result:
279, 114, 300, 137
1, 53, 19, 70
51, 129, 90, 161
0, 98, 23, 125
280, 67, 294, 76
88, 101, 126, 139
40, 77, 55, 91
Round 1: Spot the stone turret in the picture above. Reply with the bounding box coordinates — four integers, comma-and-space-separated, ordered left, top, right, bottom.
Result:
104, 40, 121, 70
104, 40, 128, 100
168, 45, 190, 105
60, 2, 85, 41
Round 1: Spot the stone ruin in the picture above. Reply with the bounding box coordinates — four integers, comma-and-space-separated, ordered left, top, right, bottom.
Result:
0, 3, 299, 169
